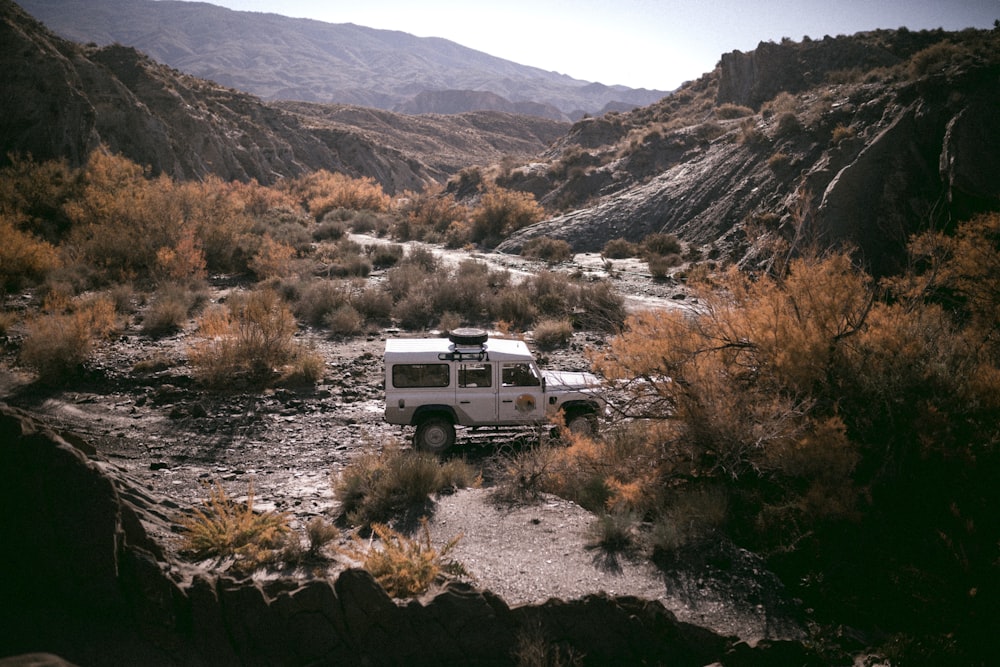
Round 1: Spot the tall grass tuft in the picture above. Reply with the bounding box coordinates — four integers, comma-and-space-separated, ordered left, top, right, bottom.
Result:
178, 481, 290, 576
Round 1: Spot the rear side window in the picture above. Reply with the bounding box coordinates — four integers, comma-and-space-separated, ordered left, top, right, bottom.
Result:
459, 363, 492, 388
392, 363, 450, 388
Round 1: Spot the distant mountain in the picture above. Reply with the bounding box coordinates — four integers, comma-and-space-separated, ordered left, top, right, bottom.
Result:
17, 0, 670, 120
0, 0, 568, 191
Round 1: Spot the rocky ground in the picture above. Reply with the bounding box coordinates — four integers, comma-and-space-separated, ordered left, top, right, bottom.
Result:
0, 242, 806, 644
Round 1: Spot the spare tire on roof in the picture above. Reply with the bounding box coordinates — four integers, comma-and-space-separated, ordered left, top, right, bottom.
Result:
449, 328, 488, 346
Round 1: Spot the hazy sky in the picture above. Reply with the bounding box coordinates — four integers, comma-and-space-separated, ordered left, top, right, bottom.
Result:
182, 0, 999, 90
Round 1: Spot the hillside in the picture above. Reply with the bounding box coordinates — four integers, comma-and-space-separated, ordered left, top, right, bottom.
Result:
0, 0, 567, 191
494, 28, 1000, 273
18, 0, 669, 120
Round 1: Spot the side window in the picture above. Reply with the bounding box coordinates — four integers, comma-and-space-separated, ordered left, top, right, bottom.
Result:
459, 363, 492, 388
392, 363, 450, 388
502, 363, 540, 387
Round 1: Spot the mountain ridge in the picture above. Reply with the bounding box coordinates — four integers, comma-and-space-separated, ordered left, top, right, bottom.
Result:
1, 0, 568, 191
18, 0, 670, 120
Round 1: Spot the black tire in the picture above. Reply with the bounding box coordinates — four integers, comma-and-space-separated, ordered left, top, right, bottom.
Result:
449, 328, 488, 347
565, 411, 597, 437
414, 416, 456, 454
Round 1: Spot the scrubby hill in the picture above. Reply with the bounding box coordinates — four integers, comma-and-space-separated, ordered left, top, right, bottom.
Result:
494, 28, 1000, 273
0, 0, 568, 191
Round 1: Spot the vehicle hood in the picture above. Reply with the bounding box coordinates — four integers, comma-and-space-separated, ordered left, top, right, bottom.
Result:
542, 369, 602, 391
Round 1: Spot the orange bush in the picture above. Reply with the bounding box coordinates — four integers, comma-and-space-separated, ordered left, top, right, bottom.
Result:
291, 170, 391, 219
469, 186, 544, 248
0, 213, 61, 289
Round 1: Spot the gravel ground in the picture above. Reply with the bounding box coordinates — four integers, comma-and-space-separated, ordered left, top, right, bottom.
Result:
0, 243, 804, 642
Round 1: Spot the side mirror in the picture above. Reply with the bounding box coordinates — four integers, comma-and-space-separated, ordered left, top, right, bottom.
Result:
541, 377, 546, 392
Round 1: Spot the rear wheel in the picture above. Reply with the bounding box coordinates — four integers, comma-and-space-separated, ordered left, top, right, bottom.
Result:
414, 416, 456, 454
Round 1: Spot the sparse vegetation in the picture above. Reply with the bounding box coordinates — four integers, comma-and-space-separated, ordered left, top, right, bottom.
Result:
532, 318, 574, 350
187, 288, 305, 387
333, 444, 478, 527
469, 186, 544, 248
339, 519, 466, 598
601, 238, 638, 259
520, 237, 573, 263
178, 481, 291, 576
3, 24, 1000, 662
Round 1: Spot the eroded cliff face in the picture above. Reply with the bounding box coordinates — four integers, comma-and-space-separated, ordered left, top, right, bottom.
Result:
0, 403, 820, 666
498, 40, 1000, 274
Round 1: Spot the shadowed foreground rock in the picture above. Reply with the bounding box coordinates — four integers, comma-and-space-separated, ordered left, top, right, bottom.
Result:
0, 404, 821, 666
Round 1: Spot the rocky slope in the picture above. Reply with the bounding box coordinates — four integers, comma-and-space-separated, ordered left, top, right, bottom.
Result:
0, 0, 567, 192
18, 0, 669, 120
496, 29, 1000, 274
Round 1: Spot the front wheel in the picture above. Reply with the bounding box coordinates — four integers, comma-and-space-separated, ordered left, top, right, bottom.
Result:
414, 416, 456, 454
565, 411, 598, 437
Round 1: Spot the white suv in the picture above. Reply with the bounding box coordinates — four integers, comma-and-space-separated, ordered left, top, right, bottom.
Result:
384, 329, 605, 453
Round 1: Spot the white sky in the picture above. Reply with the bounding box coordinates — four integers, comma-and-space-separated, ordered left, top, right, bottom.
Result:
181, 0, 1000, 90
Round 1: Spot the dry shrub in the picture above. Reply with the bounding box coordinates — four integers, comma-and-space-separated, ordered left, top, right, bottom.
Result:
0, 213, 61, 290
293, 279, 350, 326
602, 238, 638, 259
588, 253, 876, 547
762, 91, 797, 118
651, 484, 728, 557
279, 345, 326, 386
533, 318, 573, 350
142, 283, 202, 336
641, 232, 682, 257
292, 170, 391, 219
178, 481, 290, 576
587, 510, 640, 553
647, 253, 682, 279
767, 151, 792, 171
512, 623, 584, 667
521, 237, 573, 264
395, 188, 467, 242
367, 243, 404, 269
20, 295, 118, 383
248, 234, 296, 280
188, 289, 301, 387
830, 124, 857, 145
774, 111, 803, 137
155, 227, 207, 285
351, 285, 393, 324
574, 281, 626, 333
469, 186, 544, 248
491, 289, 538, 330
325, 304, 364, 337
339, 519, 465, 598
305, 517, 340, 558
333, 444, 477, 527
715, 103, 754, 119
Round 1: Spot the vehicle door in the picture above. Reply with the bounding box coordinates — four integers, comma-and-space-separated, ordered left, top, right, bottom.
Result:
497, 361, 544, 424
455, 361, 497, 424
